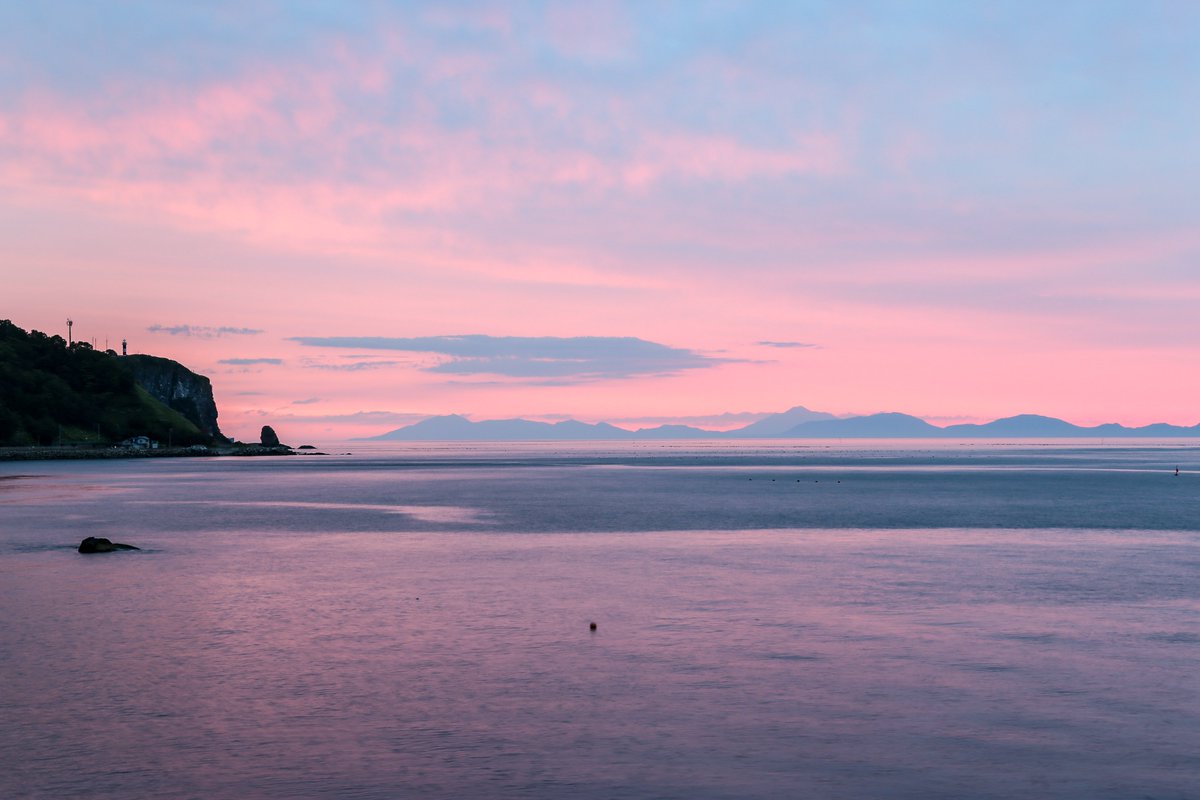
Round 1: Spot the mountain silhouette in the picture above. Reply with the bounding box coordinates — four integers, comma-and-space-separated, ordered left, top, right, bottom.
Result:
778, 412, 942, 437
360, 409, 1200, 441
725, 405, 838, 437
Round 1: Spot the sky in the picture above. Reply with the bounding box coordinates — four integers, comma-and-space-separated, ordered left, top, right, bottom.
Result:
2, 1, 1199, 441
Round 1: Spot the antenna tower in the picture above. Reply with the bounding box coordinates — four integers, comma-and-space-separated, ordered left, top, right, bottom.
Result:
67, 318, 73, 346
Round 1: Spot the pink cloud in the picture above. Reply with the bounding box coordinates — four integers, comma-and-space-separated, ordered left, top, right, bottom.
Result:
624, 133, 845, 186
0, 51, 850, 276
422, 4, 513, 36
6, 13, 1198, 440
544, 4, 635, 60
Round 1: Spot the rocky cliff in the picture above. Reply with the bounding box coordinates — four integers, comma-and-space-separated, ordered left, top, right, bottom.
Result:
122, 354, 224, 440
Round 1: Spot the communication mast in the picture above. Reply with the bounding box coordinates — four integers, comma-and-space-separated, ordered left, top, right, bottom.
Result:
122, 338, 127, 356
67, 318, 73, 346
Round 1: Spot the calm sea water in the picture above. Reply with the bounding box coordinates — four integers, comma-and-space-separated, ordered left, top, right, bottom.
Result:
2, 440, 1198, 799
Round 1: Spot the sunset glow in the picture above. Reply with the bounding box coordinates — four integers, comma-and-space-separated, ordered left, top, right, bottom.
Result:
4, 2, 1198, 441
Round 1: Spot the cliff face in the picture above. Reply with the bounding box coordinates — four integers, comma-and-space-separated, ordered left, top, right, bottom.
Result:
122, 355, 224, 440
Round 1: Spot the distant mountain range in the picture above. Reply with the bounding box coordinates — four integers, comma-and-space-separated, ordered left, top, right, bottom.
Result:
359, 407, 1200, 441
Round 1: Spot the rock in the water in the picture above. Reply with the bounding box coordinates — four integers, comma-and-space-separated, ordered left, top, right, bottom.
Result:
260, 425, 281, 447
78, 536, 140, 553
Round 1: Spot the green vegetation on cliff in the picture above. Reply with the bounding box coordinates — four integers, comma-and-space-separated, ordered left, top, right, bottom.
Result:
0, 320, 209, 447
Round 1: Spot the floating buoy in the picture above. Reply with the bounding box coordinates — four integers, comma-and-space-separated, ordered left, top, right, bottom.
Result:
589, 622, 597, 631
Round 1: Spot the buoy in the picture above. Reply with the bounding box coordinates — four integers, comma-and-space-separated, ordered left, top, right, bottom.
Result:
589, 622, 597, 631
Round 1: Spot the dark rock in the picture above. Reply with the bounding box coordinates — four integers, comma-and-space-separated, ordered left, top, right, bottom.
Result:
226, 445, 295, 457
78, 536, 140, 553
297, 444, 316, 449
260, 426, 281, 447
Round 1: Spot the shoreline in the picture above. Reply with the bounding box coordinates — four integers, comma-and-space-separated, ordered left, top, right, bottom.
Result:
0, 445, 302, 462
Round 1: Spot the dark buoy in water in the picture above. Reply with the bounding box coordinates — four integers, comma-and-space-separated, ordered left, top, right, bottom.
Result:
589, 622, 597, 632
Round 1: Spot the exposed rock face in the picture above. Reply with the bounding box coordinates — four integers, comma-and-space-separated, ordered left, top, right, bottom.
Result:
78, 536, 140, 553
123, 355, 224, 439
260, 425, 281, 447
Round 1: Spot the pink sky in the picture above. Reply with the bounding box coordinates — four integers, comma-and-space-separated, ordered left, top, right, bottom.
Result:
3, 3, 1199, 441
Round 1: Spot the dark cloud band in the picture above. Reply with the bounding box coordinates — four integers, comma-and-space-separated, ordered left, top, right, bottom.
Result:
290, 334, 727, 379
149, 325, 263, 338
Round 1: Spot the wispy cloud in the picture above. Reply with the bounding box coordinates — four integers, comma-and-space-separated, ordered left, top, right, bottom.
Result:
243, 410, 431, 425
757, 341, 818, 349
149, 324, 262, 338
291, 397, 320, 405
302, 359, 402, 372
290, 334, 730, 380
219, 357, 282, 365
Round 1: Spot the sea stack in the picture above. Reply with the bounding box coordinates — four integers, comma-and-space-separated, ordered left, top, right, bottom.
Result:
260, 425, 281, 447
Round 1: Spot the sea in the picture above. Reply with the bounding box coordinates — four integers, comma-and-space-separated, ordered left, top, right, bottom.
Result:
1, 440, 1198, 799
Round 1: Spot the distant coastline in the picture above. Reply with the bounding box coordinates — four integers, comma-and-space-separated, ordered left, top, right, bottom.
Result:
0, 445, 298, 462
359, 410, 1200, 442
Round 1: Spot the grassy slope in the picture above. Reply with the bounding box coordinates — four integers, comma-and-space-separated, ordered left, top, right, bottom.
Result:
131, 385, 204, 440
0, 320, 211, 446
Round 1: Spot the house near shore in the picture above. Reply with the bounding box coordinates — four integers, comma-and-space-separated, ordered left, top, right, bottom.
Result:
119, 435, 158, 449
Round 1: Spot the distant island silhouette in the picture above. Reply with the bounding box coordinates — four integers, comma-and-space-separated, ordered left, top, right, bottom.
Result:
361, 408, 1200, 441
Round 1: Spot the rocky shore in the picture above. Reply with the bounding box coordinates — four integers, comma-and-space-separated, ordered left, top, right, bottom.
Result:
0, 445, 300, 461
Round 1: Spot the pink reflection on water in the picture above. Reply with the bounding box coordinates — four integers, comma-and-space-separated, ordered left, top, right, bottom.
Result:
128, 499, 488, 524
